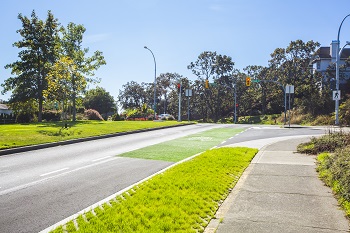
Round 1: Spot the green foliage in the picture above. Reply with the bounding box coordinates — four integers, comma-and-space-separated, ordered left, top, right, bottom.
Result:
42, 110, 61, 121
297, 130, 350, 155
83, 87, 116, 115
110, 112, 123, 121
2, 10, 61, 122
50, 147, 258, 232
339, 96, 350, 126
317, 149, 350, 217
10, 99, 38, 123
60, 22, 106, 121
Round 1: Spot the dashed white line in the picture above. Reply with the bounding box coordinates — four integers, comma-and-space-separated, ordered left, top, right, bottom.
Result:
92, 156, 112, 162
40, 167, 69, 177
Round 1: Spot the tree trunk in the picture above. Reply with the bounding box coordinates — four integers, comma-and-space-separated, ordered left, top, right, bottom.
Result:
72, 92, 76, 122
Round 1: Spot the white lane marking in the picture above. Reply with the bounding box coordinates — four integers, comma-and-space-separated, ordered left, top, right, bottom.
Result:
40, 168, 69, 177
92, 156, 112, 162
0, 157, 121, 197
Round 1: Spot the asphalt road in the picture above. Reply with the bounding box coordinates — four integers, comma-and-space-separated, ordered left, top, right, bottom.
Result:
0, 124, 327, 233
0, 123, 235, 233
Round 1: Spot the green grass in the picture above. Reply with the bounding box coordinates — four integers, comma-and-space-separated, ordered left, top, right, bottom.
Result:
50, 147, 258, 233
118, 127, 245, 162
0, 121, 187, 150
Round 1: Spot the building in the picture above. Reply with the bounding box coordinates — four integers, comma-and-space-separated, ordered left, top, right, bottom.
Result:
312, 40, 350, 80
0, 104, 13, 115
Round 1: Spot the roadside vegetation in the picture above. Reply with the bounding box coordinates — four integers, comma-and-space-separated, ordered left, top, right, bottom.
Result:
50, 147, 258, 233
297, 130, 350, 216
0, 121, 186, 150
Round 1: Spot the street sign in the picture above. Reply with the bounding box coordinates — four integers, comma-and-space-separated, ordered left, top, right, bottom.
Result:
185, 89, 192, 97
252, 79, 260, 83
285, 85, 294, 94
333, 90, 341, 100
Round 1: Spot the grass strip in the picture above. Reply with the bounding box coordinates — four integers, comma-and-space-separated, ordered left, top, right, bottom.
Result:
50, 147, 258, 233
0, 121, 186, 150
118, 127, 244, 162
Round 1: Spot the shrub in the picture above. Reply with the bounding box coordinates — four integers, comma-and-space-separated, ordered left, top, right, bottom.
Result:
42, 110, 61, 121
311, 115, 334, 126
111, 113, 123, 121
317, 148, 350, 216
84, 109, 104, 121
297, 130, 350, 155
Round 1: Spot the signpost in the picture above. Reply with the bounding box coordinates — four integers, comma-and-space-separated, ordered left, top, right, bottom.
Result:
185, 89, 192, 121
285, 85, 294, 127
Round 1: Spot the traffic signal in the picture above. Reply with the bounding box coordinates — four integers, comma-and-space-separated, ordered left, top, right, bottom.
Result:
177, 83, 181, 93
246, 77, 251, 86
205, 79, 209, 89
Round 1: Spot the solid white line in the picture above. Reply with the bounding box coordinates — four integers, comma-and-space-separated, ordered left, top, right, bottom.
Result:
40, 168, 69, 177
92, 156, 112, 162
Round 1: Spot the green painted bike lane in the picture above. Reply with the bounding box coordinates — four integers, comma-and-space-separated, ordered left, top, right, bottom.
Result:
118, 127, 245, 162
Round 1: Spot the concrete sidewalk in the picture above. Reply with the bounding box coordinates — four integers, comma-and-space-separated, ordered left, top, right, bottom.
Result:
210, 137, 349, 233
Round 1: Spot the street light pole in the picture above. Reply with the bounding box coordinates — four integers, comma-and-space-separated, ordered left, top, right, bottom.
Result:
335, 14, 350, 125
233, 84, 237, 124
144, 46, 157, 120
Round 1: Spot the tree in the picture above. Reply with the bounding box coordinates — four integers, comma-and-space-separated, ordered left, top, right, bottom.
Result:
118, 81, 148, 110
267, 40, 323, 115
44, 56, 86, 119
83, 87, 116, 117
2, 10, 60, 122
60, 22, 106, 121
188, 51, 235, 122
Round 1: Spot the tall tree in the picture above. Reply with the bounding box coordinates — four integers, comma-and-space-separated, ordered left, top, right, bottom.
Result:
2, 10, 60, 122
118, 81, 148, 110
83, 87, 116, 116
60, 22, 106, 121
188, 51, 235, 122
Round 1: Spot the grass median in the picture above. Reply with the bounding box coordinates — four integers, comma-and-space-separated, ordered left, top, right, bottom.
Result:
50, 147, 258, 233
0, 121, 186, 150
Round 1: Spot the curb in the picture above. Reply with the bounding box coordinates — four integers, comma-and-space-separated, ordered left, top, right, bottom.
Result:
0, 123, 194, 156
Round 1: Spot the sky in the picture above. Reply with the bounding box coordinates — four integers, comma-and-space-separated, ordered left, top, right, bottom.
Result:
1, 0, 350, 102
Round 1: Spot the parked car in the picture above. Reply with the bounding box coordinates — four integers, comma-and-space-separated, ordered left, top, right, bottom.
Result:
158, 114, 175, 120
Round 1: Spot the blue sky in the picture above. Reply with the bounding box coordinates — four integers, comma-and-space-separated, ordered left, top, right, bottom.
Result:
1, 0, 350, 101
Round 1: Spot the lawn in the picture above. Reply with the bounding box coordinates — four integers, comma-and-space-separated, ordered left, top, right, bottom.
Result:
50, 147, 258, 233
0, 121, 186, 150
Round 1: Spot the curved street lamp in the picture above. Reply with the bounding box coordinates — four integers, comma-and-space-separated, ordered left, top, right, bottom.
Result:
144, 46, 157, 120
335, 14, 350, 125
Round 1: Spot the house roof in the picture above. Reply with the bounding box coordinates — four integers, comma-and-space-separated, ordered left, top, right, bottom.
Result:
317, 47, 331, 59
316, 46, 350, 59
0, 104, 9, 110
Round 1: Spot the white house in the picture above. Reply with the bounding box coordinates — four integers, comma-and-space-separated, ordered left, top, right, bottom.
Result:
312, 40, 350, 80
0, 104, 13, 115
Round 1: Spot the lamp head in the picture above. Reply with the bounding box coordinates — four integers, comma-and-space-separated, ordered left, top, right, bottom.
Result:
144, 46, 148, 49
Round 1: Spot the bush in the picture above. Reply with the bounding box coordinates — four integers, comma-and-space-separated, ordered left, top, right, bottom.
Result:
42, 110, 61, 121
317, 148, 350, 216
311, 115, 334, 126
84, 109, 104, 121
110, 113, 123, 121
297, 130, 350, 155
